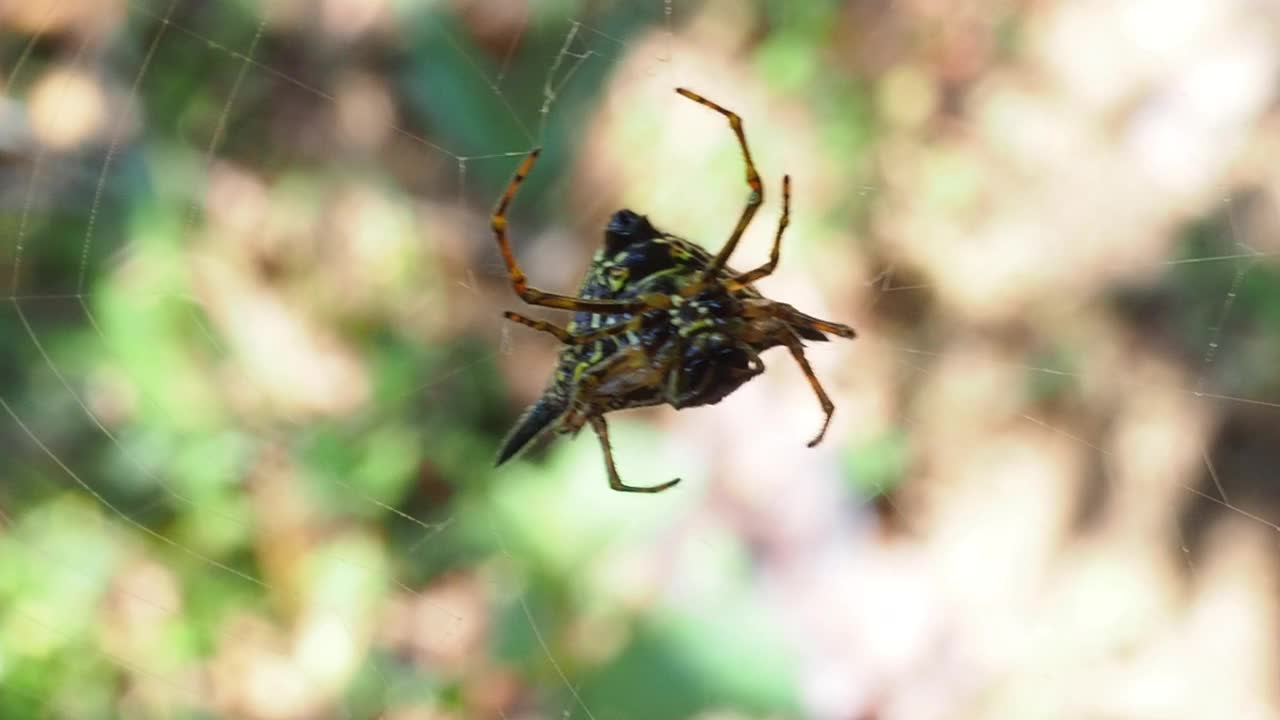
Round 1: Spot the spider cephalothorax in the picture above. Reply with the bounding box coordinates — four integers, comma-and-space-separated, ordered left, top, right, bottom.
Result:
491, 88, 855, 493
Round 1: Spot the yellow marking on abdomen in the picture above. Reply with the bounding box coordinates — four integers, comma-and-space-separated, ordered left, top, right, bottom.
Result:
678, 318, 715, 337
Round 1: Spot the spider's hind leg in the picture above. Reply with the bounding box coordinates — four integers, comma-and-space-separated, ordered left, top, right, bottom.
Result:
589, 415, 681, 493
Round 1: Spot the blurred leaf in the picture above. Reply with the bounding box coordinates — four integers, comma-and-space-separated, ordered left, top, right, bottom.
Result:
842, 429, 908, 497
579, 605, 800, 719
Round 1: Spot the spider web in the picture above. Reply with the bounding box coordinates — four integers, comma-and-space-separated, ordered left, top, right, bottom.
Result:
1, 3, 682, 718
3, 1, 1280, 719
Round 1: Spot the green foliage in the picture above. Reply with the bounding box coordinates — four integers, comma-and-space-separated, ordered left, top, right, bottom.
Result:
6, 0, 1275, 717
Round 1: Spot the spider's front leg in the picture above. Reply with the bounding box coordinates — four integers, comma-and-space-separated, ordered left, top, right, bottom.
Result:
729, 175, 790, 290
502, 311, 643, 346
675, 88, 764, 283
739, 300, 851, 446
776, 304, 856, 340
785, 341, 837, 448
491, 149, 670, 316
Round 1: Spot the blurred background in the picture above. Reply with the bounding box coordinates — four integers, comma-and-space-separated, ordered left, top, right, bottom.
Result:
3, 1, 1280, 718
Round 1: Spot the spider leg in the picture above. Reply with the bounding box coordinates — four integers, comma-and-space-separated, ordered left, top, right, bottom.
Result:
730, 174, 790, 290
502, 311, 575, 342
558, 349, 678, 493
786, 341, 837, 448
492, 149, 662, 315
589, 415, 681, 493
503, 311, 644, 346
675, 88, 764, 283
740, 299, 856, 341
776, 304, 856, 339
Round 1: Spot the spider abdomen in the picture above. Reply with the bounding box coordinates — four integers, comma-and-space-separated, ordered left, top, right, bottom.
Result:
669, 332, 763, 408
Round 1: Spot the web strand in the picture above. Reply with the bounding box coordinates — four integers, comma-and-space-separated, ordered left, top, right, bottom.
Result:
5, 1, 1280, 717
1, 5, 622, 716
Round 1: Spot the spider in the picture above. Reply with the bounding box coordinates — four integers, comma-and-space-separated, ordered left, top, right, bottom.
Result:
491, 87, 855, 493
